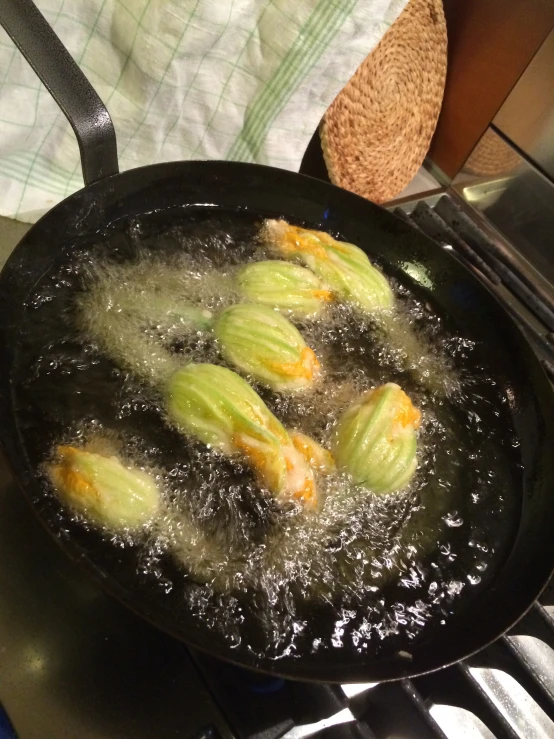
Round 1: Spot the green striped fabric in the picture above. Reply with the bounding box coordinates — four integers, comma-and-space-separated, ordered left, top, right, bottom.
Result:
227, 0, 358, 162
0, 0, 406, 222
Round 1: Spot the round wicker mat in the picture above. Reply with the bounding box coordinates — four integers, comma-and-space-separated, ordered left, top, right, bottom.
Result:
320, 0, 447, 204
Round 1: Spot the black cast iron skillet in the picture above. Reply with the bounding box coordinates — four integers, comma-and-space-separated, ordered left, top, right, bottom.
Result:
1, 0, 554, 684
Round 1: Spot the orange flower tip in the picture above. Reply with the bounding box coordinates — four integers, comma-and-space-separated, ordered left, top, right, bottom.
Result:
302, 347, 320, 372
292, 478, 317, 509
394, 390, 422, 430
365, 385, 421, 430
233, 434, 281, 491
311, 289, 334, 302
266, 350, 319, 382
48, 463, 96, 502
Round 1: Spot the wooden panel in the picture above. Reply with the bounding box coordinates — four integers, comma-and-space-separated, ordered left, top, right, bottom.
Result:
428, 0, 554, 179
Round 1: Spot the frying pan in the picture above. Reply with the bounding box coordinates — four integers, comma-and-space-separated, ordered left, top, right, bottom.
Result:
1, 0, 554, 685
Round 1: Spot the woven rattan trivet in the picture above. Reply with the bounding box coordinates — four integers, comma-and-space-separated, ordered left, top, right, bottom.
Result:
321, 0, 447, 203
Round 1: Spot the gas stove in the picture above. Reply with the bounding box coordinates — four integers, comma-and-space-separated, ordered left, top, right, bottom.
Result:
1, 145, 554, 739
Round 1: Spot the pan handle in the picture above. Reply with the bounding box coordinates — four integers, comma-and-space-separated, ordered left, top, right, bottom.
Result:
0, 0, 119, 186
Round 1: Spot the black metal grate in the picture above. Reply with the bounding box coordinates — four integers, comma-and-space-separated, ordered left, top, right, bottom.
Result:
191, 621, 554, 739
395, 196, 554, 384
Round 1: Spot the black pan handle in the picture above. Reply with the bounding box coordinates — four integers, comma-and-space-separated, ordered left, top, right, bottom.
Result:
0, 0, 119, 186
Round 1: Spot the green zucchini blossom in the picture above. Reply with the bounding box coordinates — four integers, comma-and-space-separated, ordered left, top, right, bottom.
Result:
263, 219, 394, 314
214, 303, 321, 392
166, 363, 321, 508
237, 260, 333, 317
333, 383, 421, 494
48, 446, 161, 530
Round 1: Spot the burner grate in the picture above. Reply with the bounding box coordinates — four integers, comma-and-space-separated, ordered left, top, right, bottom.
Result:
396, 195, 554, 382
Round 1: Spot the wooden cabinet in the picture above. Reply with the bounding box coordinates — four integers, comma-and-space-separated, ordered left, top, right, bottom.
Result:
428, 0, 554, 179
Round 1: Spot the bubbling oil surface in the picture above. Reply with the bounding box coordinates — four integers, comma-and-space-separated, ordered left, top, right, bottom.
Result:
13, 210, 520, 663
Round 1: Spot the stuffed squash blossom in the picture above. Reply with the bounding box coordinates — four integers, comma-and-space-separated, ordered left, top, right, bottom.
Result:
166, 363, 326, 508
263, 219, 394, 314
333, 383, 421, 494
214, 303, 320, 392
48, 446, 161, 530
237, 260, 332, 317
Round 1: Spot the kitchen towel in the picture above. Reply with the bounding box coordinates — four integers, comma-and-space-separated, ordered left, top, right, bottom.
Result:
0, 0, 406, 222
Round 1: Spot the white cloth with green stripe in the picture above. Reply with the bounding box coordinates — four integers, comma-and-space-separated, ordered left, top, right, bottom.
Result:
0, 0, 406, 222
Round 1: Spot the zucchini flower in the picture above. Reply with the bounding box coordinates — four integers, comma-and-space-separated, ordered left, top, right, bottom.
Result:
48, 446, 161, 530
263, 219, 394, 314
214, 303, 321, 392
237, 260, 333, 317
333, 383, 421, 494
166, 363, 318, 508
